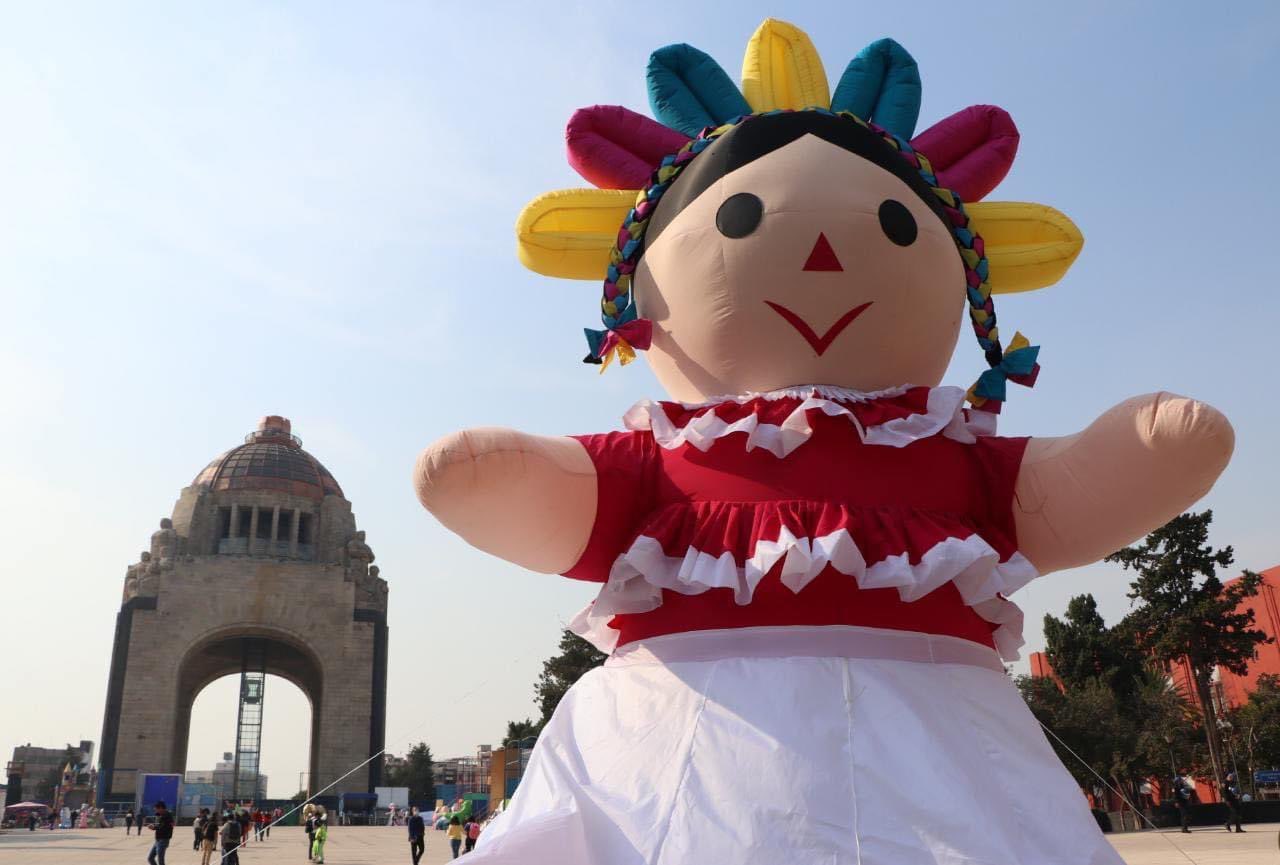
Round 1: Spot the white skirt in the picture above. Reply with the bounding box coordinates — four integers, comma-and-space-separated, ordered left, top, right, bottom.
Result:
472, 626, 1123, 865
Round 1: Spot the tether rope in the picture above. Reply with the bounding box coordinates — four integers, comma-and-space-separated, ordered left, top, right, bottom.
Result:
216, 674, 495, 862
1037, 719, 1202, 865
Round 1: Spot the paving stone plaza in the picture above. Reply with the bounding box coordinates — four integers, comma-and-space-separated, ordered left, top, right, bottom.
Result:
0, 824, 1276, 864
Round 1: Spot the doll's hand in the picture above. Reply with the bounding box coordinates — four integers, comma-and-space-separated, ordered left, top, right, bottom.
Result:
1014, 393, 1233, 575
414, 428, 597, 573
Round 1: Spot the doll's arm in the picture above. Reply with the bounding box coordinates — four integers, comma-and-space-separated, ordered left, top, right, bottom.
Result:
1013, 393, 1234, 575
414, 428, 596, 573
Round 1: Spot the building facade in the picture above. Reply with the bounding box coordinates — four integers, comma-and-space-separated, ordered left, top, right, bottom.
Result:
185, 753, 267, 803
5, 741, 94, 807
96, 416, 388, 805
1216, 565, 1280, 708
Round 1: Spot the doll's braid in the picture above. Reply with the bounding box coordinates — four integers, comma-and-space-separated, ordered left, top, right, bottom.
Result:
842, 112, 1040, 412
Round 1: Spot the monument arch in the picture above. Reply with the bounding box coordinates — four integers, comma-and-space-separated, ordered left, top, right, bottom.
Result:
97, 416, 388, 804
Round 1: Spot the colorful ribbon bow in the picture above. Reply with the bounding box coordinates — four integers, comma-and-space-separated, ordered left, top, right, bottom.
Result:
967, 332, 1040, 412
584, 316, 653, 371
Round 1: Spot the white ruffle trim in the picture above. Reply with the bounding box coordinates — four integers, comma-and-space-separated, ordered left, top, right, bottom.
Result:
623, 385, 998, 458
569, 529, 1035, 661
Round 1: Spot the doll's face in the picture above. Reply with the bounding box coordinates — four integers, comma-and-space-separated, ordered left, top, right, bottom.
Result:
635, 131, 965, 402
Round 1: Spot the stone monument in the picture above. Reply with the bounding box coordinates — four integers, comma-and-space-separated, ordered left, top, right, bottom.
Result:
96, 416, 388, 802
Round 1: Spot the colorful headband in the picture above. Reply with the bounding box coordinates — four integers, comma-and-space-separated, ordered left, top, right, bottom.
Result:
515, 19, 1083, 411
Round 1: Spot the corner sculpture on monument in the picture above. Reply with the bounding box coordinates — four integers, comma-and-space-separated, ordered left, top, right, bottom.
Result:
414, 18, 1234, 864
98, 415, 388, 806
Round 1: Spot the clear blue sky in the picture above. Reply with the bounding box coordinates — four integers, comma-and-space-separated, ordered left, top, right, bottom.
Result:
2, 2, 1277, 798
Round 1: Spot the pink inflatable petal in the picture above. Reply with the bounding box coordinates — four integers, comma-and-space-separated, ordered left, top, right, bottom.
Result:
911, 105, 1019, 202
566, 105, 692, 190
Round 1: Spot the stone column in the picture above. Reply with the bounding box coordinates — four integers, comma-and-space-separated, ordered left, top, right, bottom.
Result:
270, 506, 281, 544
229, 504, 240, 539
290, 509, 301, 558
248, 506, 259, 555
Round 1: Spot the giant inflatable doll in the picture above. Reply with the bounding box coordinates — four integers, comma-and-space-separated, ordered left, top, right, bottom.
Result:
416, 19, 1233, 864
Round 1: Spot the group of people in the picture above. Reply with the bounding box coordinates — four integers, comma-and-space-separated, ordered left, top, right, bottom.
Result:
303, 804, 330, 863
119, 799, 286, 865
405, 806, 481, 862
192, 805, 280, 863
19, 806, 106, 830
1170, 769, 1249, 833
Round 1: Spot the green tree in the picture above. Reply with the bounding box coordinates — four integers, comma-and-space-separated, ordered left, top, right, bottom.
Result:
1107, 510, 1269, 790
1044, 594, 1145, 701
1030, 594, 1205, 810
1227, 673, 1280, 789
534, 629, 606, 725
1130, 673, 1202, 791
1019, 668, 1200, 817
384, 742, 436, 804
503, 718, 540, 747
1018, 674, 1122, 790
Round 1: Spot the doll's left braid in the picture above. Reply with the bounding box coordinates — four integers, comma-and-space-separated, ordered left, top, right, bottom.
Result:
845, 113, 1040, 412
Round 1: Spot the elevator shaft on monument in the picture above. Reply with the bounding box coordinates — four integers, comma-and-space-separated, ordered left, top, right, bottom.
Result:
232, 640, 267, 801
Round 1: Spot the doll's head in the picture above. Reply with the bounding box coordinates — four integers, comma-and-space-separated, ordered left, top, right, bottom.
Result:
517, 20, 1083, 409
635, 110, 963, 401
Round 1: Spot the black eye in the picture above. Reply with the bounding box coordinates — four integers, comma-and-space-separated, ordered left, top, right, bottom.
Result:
878, 199, 917, 246
716, 192, 764, 238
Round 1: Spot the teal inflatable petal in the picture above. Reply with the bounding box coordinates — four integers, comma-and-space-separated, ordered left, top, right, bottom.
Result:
831, 38, 922, 139
647, 43, 752, 137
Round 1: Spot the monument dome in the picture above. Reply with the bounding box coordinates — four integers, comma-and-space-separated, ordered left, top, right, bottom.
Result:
194, 415, 343, 501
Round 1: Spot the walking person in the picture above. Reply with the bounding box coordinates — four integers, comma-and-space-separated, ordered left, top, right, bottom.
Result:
305, 809, 317, 860
1172, 770, 1193, 833
311, 813, 328, 864
446, 816, 463, 859
464, 816, 480, 853
144, 800, 174, 865
193, 809, 206, 851
219, 811, 242, 865
124, 808, 135, 835
1223, 772, 1246, 832
269, 806, 281, 837
199, 808, 217, 865
199, 812, 218, 865
408, 806, 426, 865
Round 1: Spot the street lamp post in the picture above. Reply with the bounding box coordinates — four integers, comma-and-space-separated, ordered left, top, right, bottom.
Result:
1247, 724, 1257, 799
1220, 720, 1242, 791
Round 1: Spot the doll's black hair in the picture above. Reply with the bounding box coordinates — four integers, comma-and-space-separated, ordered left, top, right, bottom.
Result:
644, 110, 950, 248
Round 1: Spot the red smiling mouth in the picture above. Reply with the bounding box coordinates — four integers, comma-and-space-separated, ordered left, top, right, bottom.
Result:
764, 301, 874, 356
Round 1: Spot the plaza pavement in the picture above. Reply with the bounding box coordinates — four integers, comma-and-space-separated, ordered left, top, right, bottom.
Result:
1, 823, 1276, 864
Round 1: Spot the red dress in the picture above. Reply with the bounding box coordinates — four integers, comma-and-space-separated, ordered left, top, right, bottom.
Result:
563, 385, 1034, 660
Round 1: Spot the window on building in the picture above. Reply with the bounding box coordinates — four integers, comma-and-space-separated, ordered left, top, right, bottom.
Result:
277, 510, 293, 542
298, 513, 313, 545
218, 507, 232, 539
237, 507, 253, 538
256, 511, 273, 539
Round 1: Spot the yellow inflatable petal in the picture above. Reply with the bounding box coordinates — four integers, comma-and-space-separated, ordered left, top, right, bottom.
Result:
966, 202, 1085, 294
742, 19, 830, 112
515, 188, 637, 280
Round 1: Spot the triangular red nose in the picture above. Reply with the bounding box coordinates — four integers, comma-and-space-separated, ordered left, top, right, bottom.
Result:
803, 233, 843, 272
